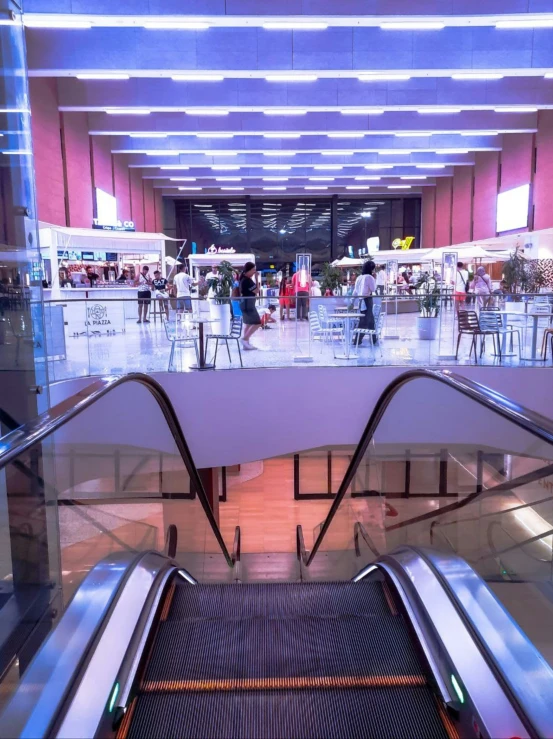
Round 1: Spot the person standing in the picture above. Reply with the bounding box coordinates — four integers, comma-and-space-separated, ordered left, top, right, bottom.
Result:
136, 265, 152, 323
375, 265, 386, 296
240, 261, 261, 350
292, 268, 311, 321
172, 264, 194, 314
352, 260, 377, 346
473, 266, 492, 309
455, 261, 469, 307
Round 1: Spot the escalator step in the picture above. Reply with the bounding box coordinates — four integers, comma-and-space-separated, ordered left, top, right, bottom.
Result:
144, 616, 423, 682
126, 687, 449, 739
168, 581, 392, 621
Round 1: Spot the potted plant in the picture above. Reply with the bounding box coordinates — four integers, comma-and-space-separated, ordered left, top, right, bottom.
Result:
415, 273, 440, 340
320, 262, 343, 295
207, 259, 234, 334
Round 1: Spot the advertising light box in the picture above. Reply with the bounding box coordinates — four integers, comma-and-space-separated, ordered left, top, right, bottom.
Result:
496, 184, 530, 233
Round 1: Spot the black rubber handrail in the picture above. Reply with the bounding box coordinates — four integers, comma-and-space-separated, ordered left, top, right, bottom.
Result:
307, 368, 553, 566
0, 373, 234, 568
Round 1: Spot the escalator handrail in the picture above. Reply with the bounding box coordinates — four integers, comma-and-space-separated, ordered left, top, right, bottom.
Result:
485, 520, 553, 563
307, 368, 553, 566
0, 373, 234, 567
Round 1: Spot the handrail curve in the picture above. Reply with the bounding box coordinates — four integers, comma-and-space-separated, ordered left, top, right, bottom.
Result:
0, 373, 234, 567
307, 368, 553, 566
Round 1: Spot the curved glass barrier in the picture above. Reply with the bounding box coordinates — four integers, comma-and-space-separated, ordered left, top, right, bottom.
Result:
304, 371, 553, 671
0, 376, 234, 710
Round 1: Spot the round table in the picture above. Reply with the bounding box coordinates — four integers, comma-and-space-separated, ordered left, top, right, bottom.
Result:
188, 318, 215, 370
329, 312, 362, 360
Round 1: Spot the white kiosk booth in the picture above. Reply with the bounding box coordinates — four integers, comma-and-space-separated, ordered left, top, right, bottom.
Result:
39, 222, 181, 336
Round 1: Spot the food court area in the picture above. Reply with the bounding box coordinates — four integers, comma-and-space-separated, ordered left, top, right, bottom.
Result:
21, 223, 553, 380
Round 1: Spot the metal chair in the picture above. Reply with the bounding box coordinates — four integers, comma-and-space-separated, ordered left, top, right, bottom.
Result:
206, 316, 243, 368
352, 304, 385, 353
164, 318, 199, 372
541, 327, 553, 360
455, 310, 501, 363
479, 310, 521, 360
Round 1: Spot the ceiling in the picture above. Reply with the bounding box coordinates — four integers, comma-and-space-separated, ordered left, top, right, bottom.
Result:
20, 1, 553, 199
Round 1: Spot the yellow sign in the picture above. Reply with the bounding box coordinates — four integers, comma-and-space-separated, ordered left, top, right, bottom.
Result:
392, 236, 415, 250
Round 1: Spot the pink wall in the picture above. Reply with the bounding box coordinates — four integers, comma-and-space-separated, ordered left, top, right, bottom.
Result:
91, 135, 114, 196
143, 179, 156, 232
154, 189, 164, 233
534, 111, 553, 231
421, 188, 436, 248
129, 167, 145, 232
434, 178, 453, 247
112, 154, 132, 223
29, 78, 66, 226
472, 151, 500, 241
500, 133, 534, 194
451, 167, 473, 245
61, 112, 93, 228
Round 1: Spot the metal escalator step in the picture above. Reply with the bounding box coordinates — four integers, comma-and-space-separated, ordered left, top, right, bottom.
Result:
167, 581, 393, 621
126, 687, 449, 739
143, 616, 423, 683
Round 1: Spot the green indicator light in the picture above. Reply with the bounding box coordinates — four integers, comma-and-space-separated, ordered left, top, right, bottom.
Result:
108, 682, 120, 713
451, 674, 464, 704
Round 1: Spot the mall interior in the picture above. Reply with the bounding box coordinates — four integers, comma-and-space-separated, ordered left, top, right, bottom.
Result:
2, 2, 553, 738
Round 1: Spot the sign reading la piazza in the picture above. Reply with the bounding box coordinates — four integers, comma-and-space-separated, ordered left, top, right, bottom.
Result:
207, 245, 236, 254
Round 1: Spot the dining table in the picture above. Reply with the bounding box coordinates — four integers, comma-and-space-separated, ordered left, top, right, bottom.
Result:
329, 311, 363, 360
497, 309, 551, 361
187, 317, 215, 370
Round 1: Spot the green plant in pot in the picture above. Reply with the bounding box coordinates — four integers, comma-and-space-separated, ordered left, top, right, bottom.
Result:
207, 259, 234, 334
320, 262, 344, 295
415, 273, 440, 340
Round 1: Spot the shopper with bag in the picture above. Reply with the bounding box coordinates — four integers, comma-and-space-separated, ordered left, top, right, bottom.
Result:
473, 266, 493, 309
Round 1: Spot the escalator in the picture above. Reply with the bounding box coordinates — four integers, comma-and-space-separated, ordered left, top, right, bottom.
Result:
1, 370, 553, 738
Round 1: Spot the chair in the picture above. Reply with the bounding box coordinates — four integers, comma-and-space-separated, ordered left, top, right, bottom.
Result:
541, 327, 553, 360
479, 310, 521, 360
352, 304, 386, 354
206, 316, 243, 368
318, 304, 343, 335
455, 310, 502, 363
164, 319, 199, 372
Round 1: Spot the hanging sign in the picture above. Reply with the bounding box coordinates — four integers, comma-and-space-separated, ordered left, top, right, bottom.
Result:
392, 236, 415, 250
207, 245, 236, 254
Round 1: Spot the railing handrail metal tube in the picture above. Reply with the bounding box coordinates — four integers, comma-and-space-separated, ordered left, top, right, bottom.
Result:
307, 368, 553, 566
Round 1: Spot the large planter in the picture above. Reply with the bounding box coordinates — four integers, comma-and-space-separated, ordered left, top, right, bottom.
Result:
209, 300, 231, 335
417, 316, 439, 340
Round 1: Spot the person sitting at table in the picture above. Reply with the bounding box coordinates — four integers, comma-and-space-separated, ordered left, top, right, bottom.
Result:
153, 270, 170, 319
116, 269, 129, 283
352, 260, 377, 346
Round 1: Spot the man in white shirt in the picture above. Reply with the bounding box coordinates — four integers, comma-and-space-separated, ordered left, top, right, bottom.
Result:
206, 266, 219, 299
375, 265, 387, 296
172, 264, 194, 313
455, 261, 469, 306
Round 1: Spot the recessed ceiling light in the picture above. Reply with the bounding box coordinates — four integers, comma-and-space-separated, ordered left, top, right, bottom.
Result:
388, 185, 412, 188
395, 132, 427, 137
401, 176, 427, 180
160, 165, 189, 170
442, 149, 469, 153
494, 107, 538, 113
263, 186, 287, 190
309, 177, 334, 181
264, 109, 307, 116
419, 109, 461, 114
178, 186, 202, 190
145, 151, 179, 156
130, 133, 168, 138
365, 165, 393, 169
263, 133, 301, 138
341, 109, 384, 115
346, 185, 370, 189
416, 164, 445, 169
262, 22, 328, 30
452, 73, 504, 80
355, 176, 381, 180
314, 165, 343, 170
209, 152, 237, 156
358, 74, 411, 81
496, 19, 553, 28
327, 133, 361, 138
187, 109, 229, 116
264, 151, 296, 156
381, 22, 444, 30
322, 151, 354, 156
221, 187, 244, 190
172, 75, 224, 81
196, 133, 234, 138
262, 165, 292, 170
545, 73, 553, 79
460, 131, 498, 136
211, 165, 240, 170
215, 177, 241, 181
77, 73, 130, 80
379, 150, 411, 155
265, 75, 318, 82
144, 22, 210, 30
3, 150, 31, 155
263, 177, 288, 181
106, 109, 150, 115
170, 177, 196, 181
305, 186, 328, 190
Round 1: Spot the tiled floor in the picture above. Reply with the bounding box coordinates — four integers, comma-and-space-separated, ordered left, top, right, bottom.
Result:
43, 306, 548, 382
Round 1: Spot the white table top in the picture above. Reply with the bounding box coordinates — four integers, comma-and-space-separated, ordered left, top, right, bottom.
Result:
329, 312, 363, 318
496, 309, 551, 317
188, 318, 213, 324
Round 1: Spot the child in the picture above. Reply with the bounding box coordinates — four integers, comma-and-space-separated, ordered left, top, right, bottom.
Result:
260, 304, 277, 329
